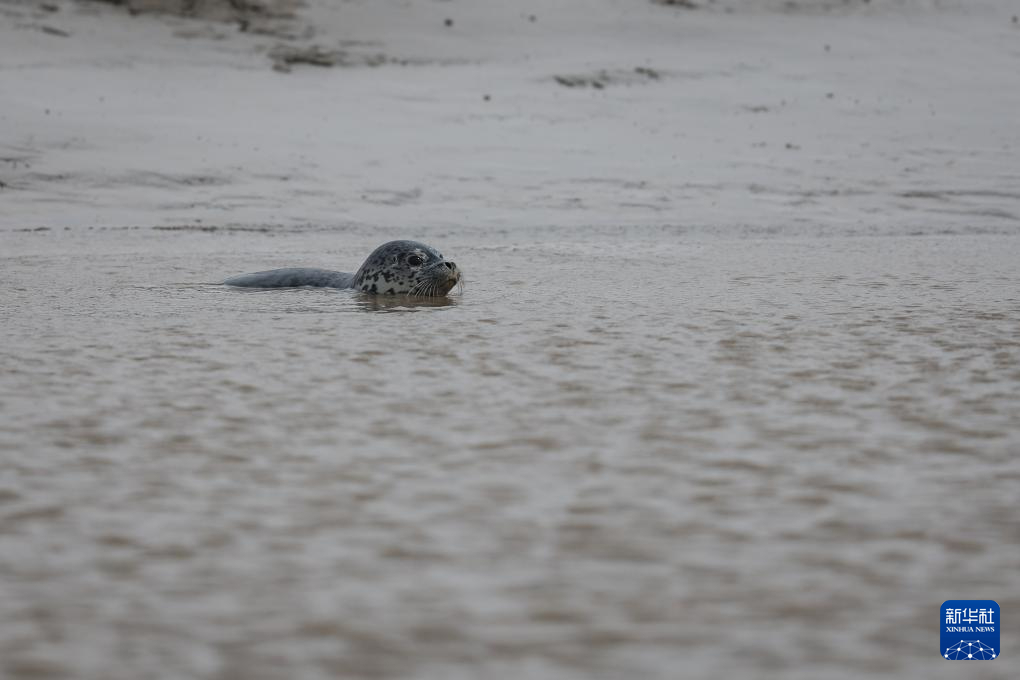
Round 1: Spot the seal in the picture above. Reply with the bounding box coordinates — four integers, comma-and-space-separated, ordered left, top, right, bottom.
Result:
224, 240, 461, 296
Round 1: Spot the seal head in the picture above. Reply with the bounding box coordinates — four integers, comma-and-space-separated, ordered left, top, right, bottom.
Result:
351, 240, 461, 296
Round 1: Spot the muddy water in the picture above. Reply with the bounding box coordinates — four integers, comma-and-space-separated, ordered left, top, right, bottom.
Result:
1, 226, 1018, 679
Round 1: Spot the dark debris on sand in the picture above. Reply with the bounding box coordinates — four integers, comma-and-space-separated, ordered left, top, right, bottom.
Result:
90, 0, 300, 22
553, 67, 662, 89
267, 44, 392, 72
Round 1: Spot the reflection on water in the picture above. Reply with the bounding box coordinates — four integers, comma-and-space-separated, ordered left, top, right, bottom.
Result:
350, 291, 463, 312
1, 228, 1018, 680
214, 285, 463, 313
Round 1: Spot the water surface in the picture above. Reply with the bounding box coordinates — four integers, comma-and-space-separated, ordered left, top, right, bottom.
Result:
2, 225, 1017, 679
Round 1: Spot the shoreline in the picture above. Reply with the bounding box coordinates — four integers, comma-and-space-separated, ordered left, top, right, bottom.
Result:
2, 0, 1018, 232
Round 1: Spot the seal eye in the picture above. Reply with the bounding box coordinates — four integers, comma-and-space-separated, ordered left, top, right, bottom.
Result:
407, 255, 423, 266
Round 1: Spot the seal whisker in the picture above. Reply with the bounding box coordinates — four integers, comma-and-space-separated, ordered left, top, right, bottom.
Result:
411, 279, 430, 297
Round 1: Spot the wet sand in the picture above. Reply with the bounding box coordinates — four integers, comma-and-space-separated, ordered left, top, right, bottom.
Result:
2, 1, 1019, 678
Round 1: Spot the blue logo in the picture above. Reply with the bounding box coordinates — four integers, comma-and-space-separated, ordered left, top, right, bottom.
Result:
941, 600, 999, 660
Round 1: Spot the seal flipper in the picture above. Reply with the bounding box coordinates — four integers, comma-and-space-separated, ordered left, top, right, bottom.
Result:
223, 268, 354, 289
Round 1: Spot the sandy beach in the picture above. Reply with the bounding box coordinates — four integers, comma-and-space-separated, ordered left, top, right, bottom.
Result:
2, 1, 1019, 678
3, 0, 1019, 232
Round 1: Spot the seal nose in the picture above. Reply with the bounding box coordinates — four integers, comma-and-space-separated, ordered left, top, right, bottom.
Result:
444, 261, 457, 272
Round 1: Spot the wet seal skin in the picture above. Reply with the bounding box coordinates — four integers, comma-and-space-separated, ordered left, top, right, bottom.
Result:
224, 240, 461, 297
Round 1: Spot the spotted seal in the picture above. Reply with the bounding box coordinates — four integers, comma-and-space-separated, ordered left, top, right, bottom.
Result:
224, 240, 461, 296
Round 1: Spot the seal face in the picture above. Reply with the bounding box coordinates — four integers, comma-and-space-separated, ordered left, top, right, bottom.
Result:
223, 240, 461, 297
351, 241, 460, 296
